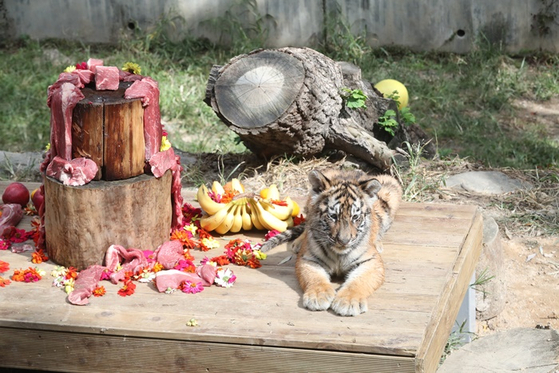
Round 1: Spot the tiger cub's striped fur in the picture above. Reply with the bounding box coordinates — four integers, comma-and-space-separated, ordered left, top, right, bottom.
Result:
260, 168, 402, 316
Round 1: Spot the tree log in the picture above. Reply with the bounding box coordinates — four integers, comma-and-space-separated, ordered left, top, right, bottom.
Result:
44, 171, 172, 270
72, 82, 145, 181
205, 47, 397, 170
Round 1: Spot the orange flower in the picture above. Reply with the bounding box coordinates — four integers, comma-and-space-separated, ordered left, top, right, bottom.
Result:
152, 262, 164, 272
65, 267, 78, 280
31, 249, 49, 264
210, 255, 230, 266
92, 286, 106, 297
171, 229, 196, 249
0, 277, 11, 287
12, 267, 43, 282
118, 273, 136, 297
183, 250, 194, 261
0, 260, 9, 273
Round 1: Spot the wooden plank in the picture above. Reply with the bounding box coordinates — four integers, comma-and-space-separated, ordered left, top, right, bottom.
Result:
0, 183, 483, 372
0, 328, 416, 373
415, 208, 484, 373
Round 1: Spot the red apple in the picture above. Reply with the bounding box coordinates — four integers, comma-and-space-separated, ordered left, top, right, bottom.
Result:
31, 187, 44, 211
2, 182, 30, 207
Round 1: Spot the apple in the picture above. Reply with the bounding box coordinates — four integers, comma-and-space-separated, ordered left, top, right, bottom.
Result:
31, 187, 44, 211
2, 182, 30, 207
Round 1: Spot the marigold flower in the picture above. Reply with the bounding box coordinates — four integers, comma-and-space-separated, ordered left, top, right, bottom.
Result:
0, 260, 9, 273
0, 277, 11, 287
122, 61, 141, 75
197, 229, 213, 240
93, 286, 106, 297
180, 280, 204, 294
64, 65, 76, 73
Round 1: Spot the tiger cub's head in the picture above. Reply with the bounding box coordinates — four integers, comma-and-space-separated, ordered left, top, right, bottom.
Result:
306, 169, 381, 253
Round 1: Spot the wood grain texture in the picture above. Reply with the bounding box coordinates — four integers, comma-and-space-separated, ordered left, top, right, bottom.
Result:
43, 172, 172, 270
0, 184, 482, 373
72, 82, 145, 181
103, 99, 145, 180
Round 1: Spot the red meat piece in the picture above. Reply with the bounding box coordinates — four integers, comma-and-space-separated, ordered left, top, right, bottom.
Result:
95, 66, 119, 91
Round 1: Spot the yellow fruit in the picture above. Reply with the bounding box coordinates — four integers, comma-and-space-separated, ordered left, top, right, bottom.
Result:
291, 199, 300, 217
259, 188, 269, 199
374, 79, 409, 109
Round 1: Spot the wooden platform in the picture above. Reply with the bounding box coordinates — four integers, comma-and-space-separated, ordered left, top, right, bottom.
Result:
0, 182, 483, 373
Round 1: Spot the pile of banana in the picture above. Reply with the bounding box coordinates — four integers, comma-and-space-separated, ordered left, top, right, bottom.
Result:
196, 179, 300, 235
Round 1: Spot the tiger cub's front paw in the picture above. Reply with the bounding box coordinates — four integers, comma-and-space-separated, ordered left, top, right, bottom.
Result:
330, 290, 368, 317
302, 284, 336, 311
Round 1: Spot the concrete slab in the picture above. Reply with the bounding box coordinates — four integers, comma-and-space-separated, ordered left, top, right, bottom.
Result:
446, 171, 532, 195
438, 327, 559, 373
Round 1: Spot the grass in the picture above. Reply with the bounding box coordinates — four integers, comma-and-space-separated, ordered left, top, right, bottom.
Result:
1, 16, 559, 170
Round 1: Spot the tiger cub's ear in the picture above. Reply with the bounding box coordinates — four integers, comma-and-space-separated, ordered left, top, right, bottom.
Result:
308, 170, 331, 195
359, 177, 382, 198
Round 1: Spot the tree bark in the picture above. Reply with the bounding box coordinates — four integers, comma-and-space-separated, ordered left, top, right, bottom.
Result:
44, 171, 172, 270
72, 82, 145, 181
205, 47, 397, 170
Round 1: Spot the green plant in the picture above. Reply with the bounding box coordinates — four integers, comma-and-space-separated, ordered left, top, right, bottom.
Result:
341, 88, 368, 109
377, 109, 399, 136
470, 268, 495, 296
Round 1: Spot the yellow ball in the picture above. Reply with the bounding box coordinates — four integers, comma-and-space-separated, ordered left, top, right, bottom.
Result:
374, 79, 409, 109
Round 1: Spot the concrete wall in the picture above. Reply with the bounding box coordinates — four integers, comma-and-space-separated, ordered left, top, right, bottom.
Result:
2, 0, 558, 53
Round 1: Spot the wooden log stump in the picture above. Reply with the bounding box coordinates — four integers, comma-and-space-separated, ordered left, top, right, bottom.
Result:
72, 82, 145, 181
205, 47, 397, 170
44, 171, 172, 270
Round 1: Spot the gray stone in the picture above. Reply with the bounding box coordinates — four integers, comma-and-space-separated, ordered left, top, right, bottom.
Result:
438, 328, 559, 373
446, 171, 532, 195
475, 216, 506, 321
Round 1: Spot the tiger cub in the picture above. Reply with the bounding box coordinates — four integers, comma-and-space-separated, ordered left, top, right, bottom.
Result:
260, 168, 402, 316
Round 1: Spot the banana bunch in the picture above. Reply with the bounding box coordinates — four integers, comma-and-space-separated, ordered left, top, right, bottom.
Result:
196, 180, 299, 235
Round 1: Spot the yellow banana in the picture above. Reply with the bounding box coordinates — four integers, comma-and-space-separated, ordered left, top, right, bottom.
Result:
248, 199, 265, 230
267, 184, 280, 200
230, 178, 244, 194
229, 203, 243, 233
214, 203, 237, 235
252, 200, 288, 232
200, 202, 232, 232
260, 199, 293, 221
240, 202, 253, 231
197, 184, 227, 215
211, 180, 226, 195
285, 215, 294, 228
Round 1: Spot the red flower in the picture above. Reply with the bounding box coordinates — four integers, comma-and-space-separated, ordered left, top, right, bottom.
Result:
117, 278, 136, 297
0, 277, 11, 287
75, 61, 88, 70
92, 286, 106, 297
0, 260, 9, 273
293, 214, 306, 226
12, 267, 43, 282
210, 255, 230, 266
170, 229, 196, 250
